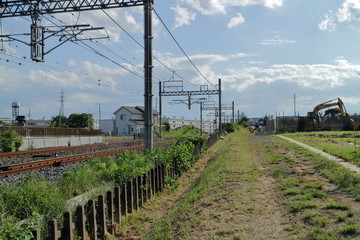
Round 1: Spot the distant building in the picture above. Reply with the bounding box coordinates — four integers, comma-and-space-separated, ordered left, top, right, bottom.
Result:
113, 106, 159, 136
93, 119, 100, 130
162, 116, 215, 133
26, 118, 51, 127
99, 119, 115, 135
0, 117, 12, 125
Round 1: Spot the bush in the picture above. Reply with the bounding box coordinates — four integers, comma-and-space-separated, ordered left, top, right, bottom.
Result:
0, 130, 22, 152
0, 136, 200, 235
0, 174, 66, 221
222, 123, 235, 133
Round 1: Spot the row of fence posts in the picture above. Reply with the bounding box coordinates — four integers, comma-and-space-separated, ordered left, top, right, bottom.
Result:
31, 164, 170, 240
30, 133, 219, 240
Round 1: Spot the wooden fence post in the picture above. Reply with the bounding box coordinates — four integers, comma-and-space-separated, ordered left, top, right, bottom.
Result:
133, 177, 139, 211
86, 199, 97, 240
31, 229, 41, 240
142, 173, 148, 203
75, 205, 86, 240
147, 170, 152, 199
155, 165, 160, 193
137, 175, 143, 207
62, 211, 73, 240
126, 180, 134, 214
106, 191, 114, 234
120, 183, 127, 216
151, 168, 155, 196
114, 186, 121, 224
97, 195, 106, 240
159, 164, 164, 191
47, 219, 60, 240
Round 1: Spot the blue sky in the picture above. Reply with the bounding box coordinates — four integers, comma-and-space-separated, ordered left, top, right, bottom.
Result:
1, 0, 360, 121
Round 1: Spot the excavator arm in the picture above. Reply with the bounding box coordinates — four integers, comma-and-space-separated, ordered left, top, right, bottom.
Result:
307, 98, 346, 118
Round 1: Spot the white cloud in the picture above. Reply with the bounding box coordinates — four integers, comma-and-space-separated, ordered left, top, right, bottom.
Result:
319, 0, 360, 31
261, 32, 296, 46
156, 51, 251, 71
68, 92, 112, 104
27, 60, 137, 89
0, 65, 24, 91
261, 39, 296, 46
153, 51, 253, 85
337, 0, 360, 22
226, 58, 360, 92
227, 13, 245, 28
179, 0, 284, 15
171, 5, 196, 29
44, 9, 143, 43
318, 11, 337, 31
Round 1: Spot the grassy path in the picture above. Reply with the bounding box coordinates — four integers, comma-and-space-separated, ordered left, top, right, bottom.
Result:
143, 131, 291, 239
117, 130, 360, 240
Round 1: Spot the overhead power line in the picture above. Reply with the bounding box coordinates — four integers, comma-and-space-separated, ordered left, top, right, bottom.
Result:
153, 8, 216, 89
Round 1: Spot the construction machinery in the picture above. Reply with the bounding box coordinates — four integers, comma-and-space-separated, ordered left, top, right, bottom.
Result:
307, 98, 347, 119
302, 98, 352, 130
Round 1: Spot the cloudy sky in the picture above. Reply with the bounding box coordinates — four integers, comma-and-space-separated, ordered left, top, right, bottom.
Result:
1, 0, 360, 121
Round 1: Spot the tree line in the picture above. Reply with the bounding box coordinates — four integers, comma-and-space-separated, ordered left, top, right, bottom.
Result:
50, 113, 94, 128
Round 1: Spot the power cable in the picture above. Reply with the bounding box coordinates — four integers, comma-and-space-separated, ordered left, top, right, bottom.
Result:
100, 9, 194, 86
153, 8, 216, 89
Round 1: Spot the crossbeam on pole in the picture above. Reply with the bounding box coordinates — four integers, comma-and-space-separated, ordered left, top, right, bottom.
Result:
0, 0, 145, 17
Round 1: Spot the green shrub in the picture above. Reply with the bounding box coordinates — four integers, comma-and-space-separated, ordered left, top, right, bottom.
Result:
0, 174, 65, 221
222, 123, 235, 133
0, 130, 22, 152
0, 135, 200, 235
162, 138, 195, 176
0, 216, 33, 240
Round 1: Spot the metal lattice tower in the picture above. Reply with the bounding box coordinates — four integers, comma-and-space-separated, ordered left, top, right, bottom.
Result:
1, 0, 155, 149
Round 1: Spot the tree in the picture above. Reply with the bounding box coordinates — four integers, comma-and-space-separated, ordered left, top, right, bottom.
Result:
67, 113, 94, 128
222, 123, 235, 133
162, 122, 170, 132
324, 108, 342, 119
0, 130, 22, 152
50, 115, 68, 128
237, 116, 249, 128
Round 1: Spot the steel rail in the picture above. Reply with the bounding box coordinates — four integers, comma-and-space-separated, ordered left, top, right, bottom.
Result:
0, 141, 172, 178
0, 139, 144, 158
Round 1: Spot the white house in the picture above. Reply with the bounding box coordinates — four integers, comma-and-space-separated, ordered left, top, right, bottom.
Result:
113, 106, 159, 136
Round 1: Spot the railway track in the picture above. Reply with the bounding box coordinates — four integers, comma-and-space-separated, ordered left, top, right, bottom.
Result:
0, 139, 144, 159
0, 141, 171, 178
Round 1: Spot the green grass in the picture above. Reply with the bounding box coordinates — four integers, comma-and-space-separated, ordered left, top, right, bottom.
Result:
287, 200, 318, 213
282, 131, 360, 166
143, 130, 258, 239
263, 136, 360, 239
324, 201, 350, 211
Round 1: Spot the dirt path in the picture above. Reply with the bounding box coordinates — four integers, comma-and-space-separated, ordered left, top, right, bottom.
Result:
117, 131, 360, 240
278, 135, 360, 174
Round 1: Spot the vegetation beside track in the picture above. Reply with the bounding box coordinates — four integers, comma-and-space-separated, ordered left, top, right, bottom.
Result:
0, 127, 207, 239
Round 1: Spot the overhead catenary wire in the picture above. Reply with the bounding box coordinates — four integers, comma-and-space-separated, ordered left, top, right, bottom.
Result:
0, 42, 142, 96
153, 7, 216, 89
42, 15, 145, 79
2, 14, 144, 95
100, 8, 194, 86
